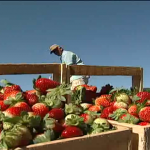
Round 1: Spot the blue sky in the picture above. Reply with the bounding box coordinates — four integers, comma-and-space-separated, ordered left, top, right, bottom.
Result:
0, 1, 150, 91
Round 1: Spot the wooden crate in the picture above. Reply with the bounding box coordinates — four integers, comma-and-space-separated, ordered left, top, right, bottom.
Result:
0, 63, 66, 83
66, 65, 143, 92
16, 124, 132, 150
109, 120, 150, 150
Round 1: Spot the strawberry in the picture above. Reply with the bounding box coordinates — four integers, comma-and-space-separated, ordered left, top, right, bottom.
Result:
83, 85, 97, 93
14, 102, 31, 112
133, 92, 150, 104
4, 90, 23, 101
100, 106, 114, 119
65, 104, 83, 115
118, 113, 139, 124
128, 105, 138, 117
53, 122, 65, 133
0, 92, 4, 100
49, 108, 64, 121
0, 100, 9, 111
115, 93, 131, 104
80, 113, 94, 124
88, 105, 101, 112
43, 116, 64, 133
4, 107, 25, 117
33, 130, 55, 144
61, 126, 83, 138
25, 89, 36, 95
65, 114, 85, 127
109, 108, 128, 121
1, 124, 32, 148
138, 122, 150, 126
33, 76, 60, 94
139, 107, 150, 122
80, 103, 92, 110
75, 84, 97, 93
93, 118, 110, 129
113, 101, 128, 111
25, 93, 39, 106
32, 103, 49, 118
1, 79, 21, 94
95, 94, 111, 107
59, 119, 67, 128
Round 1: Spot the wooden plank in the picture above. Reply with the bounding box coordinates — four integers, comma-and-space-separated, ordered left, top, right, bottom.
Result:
69, 65, 141, 76
132, 68, 143, 92
0, 63, 60, 75
20, 124, 132, 150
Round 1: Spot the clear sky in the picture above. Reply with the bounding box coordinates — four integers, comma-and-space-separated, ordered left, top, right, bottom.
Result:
0, 1, 150, 91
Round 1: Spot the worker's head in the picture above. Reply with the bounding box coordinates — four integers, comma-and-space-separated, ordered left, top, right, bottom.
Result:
49, 44, 63, 56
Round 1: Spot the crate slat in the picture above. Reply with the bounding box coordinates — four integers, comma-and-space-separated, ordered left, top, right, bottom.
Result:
67, 65, 143, 92
0, 63, 66, 83
68, 65, 142, 76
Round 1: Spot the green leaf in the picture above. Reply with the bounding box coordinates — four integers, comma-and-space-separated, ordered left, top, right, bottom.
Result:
1, 79, 13, 86
4, 116, 22, 124
132, 95, 141, 101
3, 100, 11, 105
0, 140, 8, 150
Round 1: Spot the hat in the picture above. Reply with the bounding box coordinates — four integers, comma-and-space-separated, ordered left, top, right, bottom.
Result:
49, 44, 59, 54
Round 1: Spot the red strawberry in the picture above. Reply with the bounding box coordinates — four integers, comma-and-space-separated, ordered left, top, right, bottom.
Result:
4, 107, 25, 117
25, 90, 36, 95
113, 101, 128, 111
119, 113, 139, 124
14, 102, 31, 112
25, 93, 39, 106
128, 105, 138, 117
81, 85, 97, 92
49, 108, 64, 121
135, 92, 150, 104
0, 93, 4, 100
59, 119, 67, 128
75, 85, 97, 93
4, 90, 23, 100
0, 100, 9, 111
100, 106, 114, 119
88, 105, 101, 112
32, 103, 49, 118
138, 122, 150, 126
4, 85, 21, 94
80, 113, 94, 124
95, 94, 111, 107
61, 126, 83, 138
139, 107, 150, 122
53, 122, 65, 133
34, 76, 60, 94
0, 79, 21, 94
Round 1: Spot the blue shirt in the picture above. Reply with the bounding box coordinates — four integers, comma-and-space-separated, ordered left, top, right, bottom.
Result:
60, 50, 86, 82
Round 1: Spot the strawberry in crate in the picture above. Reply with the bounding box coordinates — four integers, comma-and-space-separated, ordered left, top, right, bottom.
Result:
73, 84, 97, 104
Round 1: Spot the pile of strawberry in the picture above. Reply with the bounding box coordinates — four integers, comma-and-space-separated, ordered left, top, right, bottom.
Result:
0, 77, 115, 150
88, 87, 150, 126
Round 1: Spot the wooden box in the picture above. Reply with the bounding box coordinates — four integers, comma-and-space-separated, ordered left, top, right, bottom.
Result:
108, 120, 150, 150
16, 124, 132, 150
